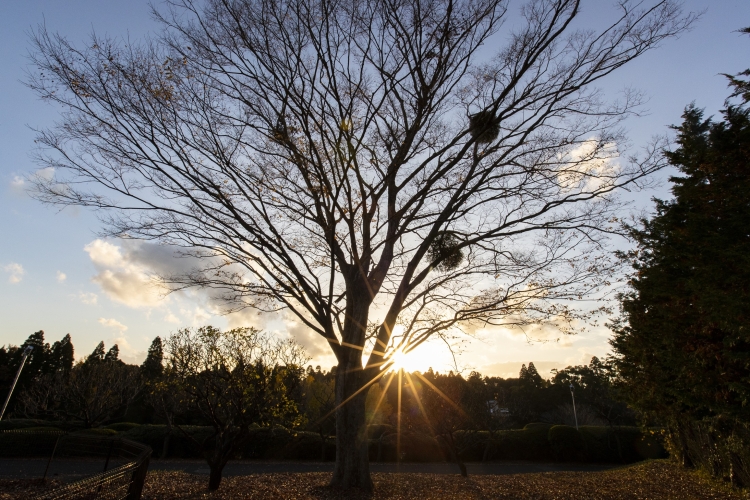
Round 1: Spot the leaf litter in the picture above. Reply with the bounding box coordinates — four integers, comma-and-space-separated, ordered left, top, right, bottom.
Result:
139, 461, 744, 500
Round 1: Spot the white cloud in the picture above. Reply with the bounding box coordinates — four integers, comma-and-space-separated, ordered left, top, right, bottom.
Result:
4, 263, 25, 284
112, 336, 147, 365
179, 306, 213, 326
34, 167, 55, 182
98, 317, 128, 332
11, 176, 25, 188
56, 271, 67, 283
477, 360, 567, 379
84, 239, 169, 308
282, 311, 333, 361
558, 140, 620, 192
163, 311, 181, 324
79, 292, 98, 305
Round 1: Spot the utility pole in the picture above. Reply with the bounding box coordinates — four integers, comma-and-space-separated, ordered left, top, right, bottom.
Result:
569, 383, 579, 430
0, 345, 34, 421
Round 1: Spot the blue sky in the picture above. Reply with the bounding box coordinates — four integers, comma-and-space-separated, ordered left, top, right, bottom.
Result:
1, 0, 749, 376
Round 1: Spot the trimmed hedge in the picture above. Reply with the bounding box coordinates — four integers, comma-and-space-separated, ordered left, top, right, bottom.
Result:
368, 432, 444, 462
104, 422, 142, 432
1, 421, 666, 463
0, 430, 64, 457
456, 424, 666, 463
74, 428, 118, 436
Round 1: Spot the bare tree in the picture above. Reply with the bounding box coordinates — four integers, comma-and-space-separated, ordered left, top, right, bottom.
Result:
164, 326, 308, 491
28, 0, 696, 489
19, 359, 141, 428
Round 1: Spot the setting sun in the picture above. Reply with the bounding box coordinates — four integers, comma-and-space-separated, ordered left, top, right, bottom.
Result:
385, 345, 442, 373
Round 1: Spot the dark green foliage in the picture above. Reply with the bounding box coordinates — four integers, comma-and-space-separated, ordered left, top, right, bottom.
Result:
123, 424, 214, 458
49, 334, 74, 374
0, 419, 63, 431
550, 357, 634, 426
161, 327, 308, 489
612, 104, 750, 423
724, 29, 750, 104
427, 232, 464, 271
548, 425, 585, 461
519, 363, 545, 389
0, 331, 79, 416
612, 59, 750, 484
87, 341, 106, 364
367, 432, 444, 462
0, 431, 63, 458
104, 422, 141, 432
75, 427, 118, 436
104, 344, 120, 363
140, 337, 164, 381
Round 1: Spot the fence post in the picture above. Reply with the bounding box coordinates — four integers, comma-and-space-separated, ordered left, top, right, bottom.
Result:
126, 453, 151, 500
102, 438, 117, 472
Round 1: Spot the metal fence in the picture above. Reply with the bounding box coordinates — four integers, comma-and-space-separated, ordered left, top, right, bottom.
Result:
0, 430, 151, 500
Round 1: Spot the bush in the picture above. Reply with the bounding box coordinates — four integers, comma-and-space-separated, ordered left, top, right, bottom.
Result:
19, 426, 66, 432
366, 432, 445, 462
548, 425, 585, 461
0, 430, 63, 457
73, 428, 118, 436
0, 419, 61, 431
105, 422, 141, 432
634, 430, 667, 460
492, 423, 554, 461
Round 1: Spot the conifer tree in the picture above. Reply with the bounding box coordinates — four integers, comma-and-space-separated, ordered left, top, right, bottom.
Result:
87, 342, 106, 364
612, 102, 750, 423
141, 337, 164, 380
104, 344, 120, 363
50, 334, 74, 374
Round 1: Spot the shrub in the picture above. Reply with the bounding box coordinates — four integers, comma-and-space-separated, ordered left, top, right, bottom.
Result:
105, 422, 141, 432
0, 431, 63, 457
366, 432, 445, 462
73, 428, 118, 436
548, 425, 585, 461
0, 419, 60, 431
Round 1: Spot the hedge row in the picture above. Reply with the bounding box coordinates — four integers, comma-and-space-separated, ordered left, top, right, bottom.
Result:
0, 420, 665, 463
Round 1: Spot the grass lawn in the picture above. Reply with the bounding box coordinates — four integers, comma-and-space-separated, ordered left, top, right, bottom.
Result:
138, 461, 744, 499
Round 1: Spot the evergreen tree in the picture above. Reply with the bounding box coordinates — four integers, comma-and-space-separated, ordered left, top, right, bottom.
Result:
611, 55, 750, 481
612, 102, 750, 423
140, 337, 164, 380
50, 334, 75, 374
724, 28, 750, 104
519, 362, 545, 389
104, 344, 120, 363
87, 341, 106, 364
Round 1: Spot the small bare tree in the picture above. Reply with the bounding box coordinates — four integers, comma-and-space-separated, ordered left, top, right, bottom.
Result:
19, 359, 140, 428
28, 0, 696, 489
164, 326, 308, 491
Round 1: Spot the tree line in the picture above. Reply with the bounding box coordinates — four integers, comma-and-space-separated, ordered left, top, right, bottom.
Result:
1, 327, 629, 488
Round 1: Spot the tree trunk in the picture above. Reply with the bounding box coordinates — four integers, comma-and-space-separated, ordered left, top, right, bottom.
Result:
208, 464, 223, 491
447, 432, 468, 477
331, 345, 373, 491
320, 430, 326, 461
161, 433, 171, 459
482, 433, 493, 462
162, 416, 173, 459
